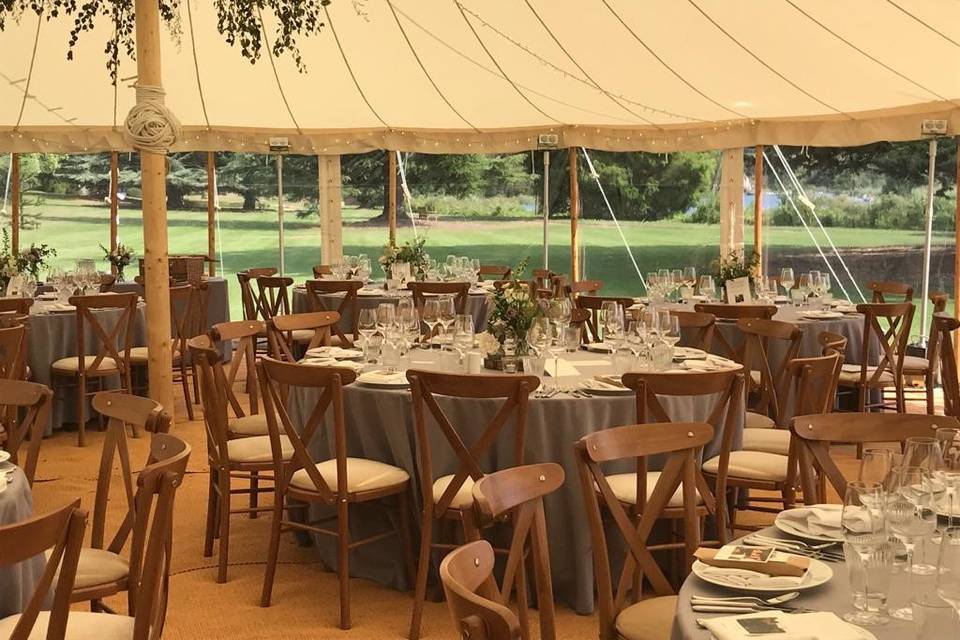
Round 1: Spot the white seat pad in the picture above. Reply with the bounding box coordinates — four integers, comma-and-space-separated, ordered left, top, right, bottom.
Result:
290, 457, 408, 494
226, 435, 293, 463
0, 611, 135, 640
432, 475, 476, 509
838, 366, 895, 385
51, 356, 119, 374
742, 429, 791, 456
745, 411, 776, 429
603, 472, 702, 508
228, 414, 270, 437
902, 354, 929, 372
702, 450, 788, 482
615, 595, 678, 640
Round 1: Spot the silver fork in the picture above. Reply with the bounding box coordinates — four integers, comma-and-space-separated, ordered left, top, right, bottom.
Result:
751, 533, 839, 551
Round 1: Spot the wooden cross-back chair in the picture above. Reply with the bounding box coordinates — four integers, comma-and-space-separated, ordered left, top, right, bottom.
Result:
51, 292, 137, 447
305, 279, 363, 348
312, 264, 332, 278
870, 280, 914, 303
738, 317, 802, 429
0, 323, 27, 380
0, 379, 51, 485
575, 295, 635, 344
467, 463, 564, 640
256, 357, 414, 630
407, 370, 539, 640
71, 392, 173, 610
236, 268, 277, 322
620, 370, 743, 545
818, 331, 848, 358
0, 500, 87, 640
935, 313, 960, 419
408, 281, 470, 316
189, 335, 293, 584
211, 320, 268, 432
903, 291, 949, 414
793, 412, 960, 503
98, 274, 117, 293
563, 279, 603, 306
255, 276, 294, 321
672, 311, 716, 352
549, 274, 567, 299
576, 422, 714, 640
693, 303, 777, 361
837, 302, 913, 412
532, 269, 556, 295
0, 297, 33, 315
478, 265, 511, 281
439, 540, 520, 640
266, 310, 339, 362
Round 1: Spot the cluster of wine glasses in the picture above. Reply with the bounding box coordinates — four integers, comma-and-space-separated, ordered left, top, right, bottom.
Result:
422, 255, 479, 283
843, 429, 960, 625
778, 267, 832, 306
357, 295, 464, 368
645, 267, 701, 303
48, 262, 101, 302
330, 255, 371, 282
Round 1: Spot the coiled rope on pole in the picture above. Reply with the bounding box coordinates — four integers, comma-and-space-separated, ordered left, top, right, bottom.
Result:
124, 84, 182, 153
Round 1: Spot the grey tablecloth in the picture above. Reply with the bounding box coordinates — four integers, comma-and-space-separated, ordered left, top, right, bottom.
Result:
0, 466, 45, 618
671, 526, 958, 640
27, 304, 147, 432
112, 276, 230, 330
292, 286, 490, 333
288, 349, 745, 614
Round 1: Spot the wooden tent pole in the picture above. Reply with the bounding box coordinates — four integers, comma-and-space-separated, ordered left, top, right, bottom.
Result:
388, 150, 397, 246
10, 153, 19, 255
206, 152, 216, 277
955, 139, 960, 324
133, 0, 174, 415
569, 149, 580, 282
319, 155, 343, 264
109, 152, 119, 274
754, 145, 763, 277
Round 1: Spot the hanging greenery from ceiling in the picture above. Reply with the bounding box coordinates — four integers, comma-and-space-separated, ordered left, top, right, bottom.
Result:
0, 0, 332, 82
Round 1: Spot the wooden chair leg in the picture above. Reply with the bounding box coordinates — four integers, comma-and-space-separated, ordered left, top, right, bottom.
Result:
217, 471, 231, 584
260, 488, 285, 607
398, 491, 416, 589
409, 507, 434, 640
926, 375, 935, 415
179, 360, 194, 421
249, 471, 259, 519
514, 557, 531, 640
337, 496, 351, 630
203, 468, 218, 558
77, 374, 86, 447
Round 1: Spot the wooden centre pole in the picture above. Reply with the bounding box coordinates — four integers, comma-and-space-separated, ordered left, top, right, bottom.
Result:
206, 152, 216, 276
10, 153, 19, 255
387, 150, 397, 246
109, 152, 119, 274
754, 145, 763, 277
133, 0, 174, 416
569, 148, 580, 282
954, 139, 960, 348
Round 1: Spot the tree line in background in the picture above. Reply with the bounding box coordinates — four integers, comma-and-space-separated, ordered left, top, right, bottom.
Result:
1, 141, 956, 230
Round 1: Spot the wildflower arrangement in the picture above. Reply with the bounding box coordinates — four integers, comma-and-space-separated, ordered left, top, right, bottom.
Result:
101, 243, 136, 280
378, 236, 428, 279
0, 228, 56, 289
714, 249, 760, 288
478, 258, 547, 357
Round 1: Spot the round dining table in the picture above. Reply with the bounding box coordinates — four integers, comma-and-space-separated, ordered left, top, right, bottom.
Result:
0, 466, 45, 618
292, 282, 491, 332
287, 348, 745, 615
112, 275, 231, 331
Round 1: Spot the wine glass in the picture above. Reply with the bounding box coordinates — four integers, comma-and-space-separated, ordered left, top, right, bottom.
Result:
452, 314, 475, 360
376, 302, 396, 337
796, 274, 811, 305
859, 448, 895, 487
936, 527, 960, 622
421, 298, 440, 345
661, 314, 681, 348
683, 266, 697, 288
887, 466, 940, 620
358, 307, 377, 347
937, 428, 960, 527
697, 275, 715, 301
603, 304, 624, 350
903, 436, 944, 473
437, 295, 457, 346
780, 267, 795, 294
841, 481, 891, 626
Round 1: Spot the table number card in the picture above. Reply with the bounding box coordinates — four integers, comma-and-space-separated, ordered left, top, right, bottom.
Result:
725, 277, 752, 304
4, 275, 24, 298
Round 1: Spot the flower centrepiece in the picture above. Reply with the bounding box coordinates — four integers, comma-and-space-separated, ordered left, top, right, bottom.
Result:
100, 243, 135, 281
0, 228, 57, 290
378, 236, 428, 281
480, 258, 548, 360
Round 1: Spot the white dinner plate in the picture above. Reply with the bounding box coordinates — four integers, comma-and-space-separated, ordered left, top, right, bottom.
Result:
800, 311, 844, 320
584, 342, 614, 353
356, 371, 409, 388
305, 347, 363, 360
691, 557, 833, 593
579, 379, 632, 396
774, 505, 844, 542
673, 347, 707, 360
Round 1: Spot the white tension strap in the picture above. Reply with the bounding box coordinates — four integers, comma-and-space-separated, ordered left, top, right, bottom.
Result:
124, 84, 182, 154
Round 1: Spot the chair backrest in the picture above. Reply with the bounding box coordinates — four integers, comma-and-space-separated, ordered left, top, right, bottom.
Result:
470, 463, 563, 640
439, 540, 520, 640
852, 302, 914, 386
738, 317, 802, 424
407, 370, 539, 517
256, 276, 294, 320
69, 292, 138, 386
89, 392, 172, 556
673, 310, 716, 351
532, 269, 555, 291
313, 264, 332, 278
563, 279, 603, 302
211, 320, 266, 415
870, 280, 914, 303
0, 297, 33, 315
189, 335, 233, 464
170, 283, 207, 359
549, 274, 567, 299
793, 412, 960, 501
920, 292, 950, 370
305, 279, 363, 347
236, 268, 279, 321
576, 422, 714, 640
408, 281, 469, 315
0, 379, 52, 485
785, 354, 842, 421
693, 303, 777, 321
98, 273, 117, 293
575, 295, 635, 343
817, 331, 848, 359
257, 356, 357, 502
266, 311, 340, 361
0, 322, 27, 380
935, 312, 960, 418
0, 500, 87, 640
478, 265, 511, 281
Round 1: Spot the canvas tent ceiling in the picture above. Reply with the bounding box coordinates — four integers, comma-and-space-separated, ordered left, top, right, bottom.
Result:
2, 0, 960, 154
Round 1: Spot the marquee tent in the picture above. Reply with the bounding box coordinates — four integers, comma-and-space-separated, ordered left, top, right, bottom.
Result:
3, 0, 960, 154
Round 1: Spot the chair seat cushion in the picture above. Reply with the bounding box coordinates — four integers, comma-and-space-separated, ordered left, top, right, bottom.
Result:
702, 450, 789, 482
228, 413, 270, 437
902, 354, 930, 373
128, 346, 181, 364
745, 411, 776, 430
603, 472, 703, 508
226, 435, 293, 463
51, 356, 119, 375
838, 365, 895, 386
615, 595, 678, 640
749, 370, 761, 386
291, 329, 315, 343
742, 429, 791, 456
290, 457, 409, 494
0, 611, 135, 640
432, 475, 476, 510
74, 548, 129, 589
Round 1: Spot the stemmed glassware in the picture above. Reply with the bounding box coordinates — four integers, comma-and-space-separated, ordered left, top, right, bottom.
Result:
683, 266, 697, 290
452, 314, 475, 361
437, 295, 457, 346
421, 298, 440, 346
903, 436, 945, 473
697, 275, 715, 301
661, 313, 681, 348
887, 466, 940, 620
936, 527, 960, 623
937, 428, 960, 527
841, 481, 891, 626
780, 267, 795, 296
376, 303, 396, 337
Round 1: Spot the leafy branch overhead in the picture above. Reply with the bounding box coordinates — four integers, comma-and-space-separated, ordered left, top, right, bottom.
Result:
0, 0, 332, 82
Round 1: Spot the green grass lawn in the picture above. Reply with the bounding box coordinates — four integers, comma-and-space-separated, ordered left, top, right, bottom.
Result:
14, 195, 955, 335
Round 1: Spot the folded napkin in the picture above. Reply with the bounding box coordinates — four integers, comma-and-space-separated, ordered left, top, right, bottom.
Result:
682, 359, 721, 372
588, 376, 626, 390
544, 358, 580, 377
701, 611, 873, 640
299, 358, 364, 372
46, 303, 76, 312
778, 504, 851, 537
305, 346, 362, 360
358, 288, 384, 296
698, 565, 809, 589
359, 371, 408, 385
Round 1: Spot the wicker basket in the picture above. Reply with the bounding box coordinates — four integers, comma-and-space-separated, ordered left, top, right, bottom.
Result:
138, 255, 206, 284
